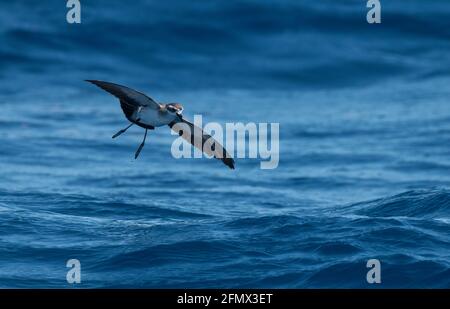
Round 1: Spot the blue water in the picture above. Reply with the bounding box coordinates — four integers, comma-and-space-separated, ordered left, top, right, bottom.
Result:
0, 0, 449, 288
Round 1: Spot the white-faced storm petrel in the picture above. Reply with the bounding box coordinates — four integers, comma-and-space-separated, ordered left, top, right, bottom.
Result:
86, 80, 235, 169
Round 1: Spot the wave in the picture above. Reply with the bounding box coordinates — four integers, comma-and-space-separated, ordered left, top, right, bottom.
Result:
2, 0, 450, 94
346, 189, 450, 220
0, 187, 448, 287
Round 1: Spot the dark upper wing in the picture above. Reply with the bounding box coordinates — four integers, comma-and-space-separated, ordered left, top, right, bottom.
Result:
86, 80, 161, 110
169, 117, 235, 169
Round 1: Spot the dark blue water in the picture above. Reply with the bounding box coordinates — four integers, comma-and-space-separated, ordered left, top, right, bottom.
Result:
0, 0, 449, 288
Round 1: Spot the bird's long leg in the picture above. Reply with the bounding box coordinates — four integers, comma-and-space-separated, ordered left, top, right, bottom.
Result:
134, 128, 148, 159
112, 118, 141, 139
112, 123, 134, 139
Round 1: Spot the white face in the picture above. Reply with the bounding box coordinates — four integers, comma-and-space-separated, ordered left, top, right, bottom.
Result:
167, 104, 183, 114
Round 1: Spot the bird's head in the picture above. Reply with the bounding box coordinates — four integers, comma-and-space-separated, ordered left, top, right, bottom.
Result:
166, 103, 184, 115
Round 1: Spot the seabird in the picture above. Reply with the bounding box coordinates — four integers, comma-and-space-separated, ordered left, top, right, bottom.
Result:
86, 80, 235, 169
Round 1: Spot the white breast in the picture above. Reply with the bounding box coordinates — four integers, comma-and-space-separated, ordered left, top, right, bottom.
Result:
138, 107, 176, 127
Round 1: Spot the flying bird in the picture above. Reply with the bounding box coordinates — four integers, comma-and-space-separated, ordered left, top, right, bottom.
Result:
86, 80, 235, 169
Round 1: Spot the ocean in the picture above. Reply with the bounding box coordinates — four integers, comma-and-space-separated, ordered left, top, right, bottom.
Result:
0, 0, 449, 288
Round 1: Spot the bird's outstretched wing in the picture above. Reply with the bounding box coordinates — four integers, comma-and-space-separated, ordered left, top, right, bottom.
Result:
169, 117, 235, 169
86, 80, 161, 110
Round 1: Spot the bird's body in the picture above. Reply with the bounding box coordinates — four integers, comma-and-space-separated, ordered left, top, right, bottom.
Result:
138, 106, 177, 128
86, 80, 235, 169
